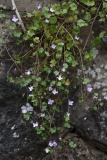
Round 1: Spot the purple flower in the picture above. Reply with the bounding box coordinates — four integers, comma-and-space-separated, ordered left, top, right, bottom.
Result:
48, 141, 53, 147
29, 94, 34, 97
37, 4, 42, 9
66, 112, 70, 116
48, 140, 57, 147
48, 99, 54, 105
68, 100, 74, 106
61, 42, 64, 46
52, 89, 58, 95
59, 137, 62, 141
61, 68, 66, 72
28, 86, 34, 91
12, 15, 18, 22
21, 103, 33, 114
25, 70, 31, 75
51, 44, 56, 49
49, 86, 53, 91
40, 113, 45, 117
50, 8, 54, 12
74, 35, 79, 40
45, 19, 49, 23
86, 85, 93, 92
57, 75, 63, 81
21, 107, 27, 113
45, 148, 50, 153
33, 122, 38, 127
52, 140, 57, 147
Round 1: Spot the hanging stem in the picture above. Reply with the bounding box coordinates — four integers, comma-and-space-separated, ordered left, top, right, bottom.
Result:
11, 0, 26, 32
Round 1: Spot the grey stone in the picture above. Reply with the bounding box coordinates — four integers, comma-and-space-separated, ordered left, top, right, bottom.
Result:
0, 0, 58, 12
76, 105, 107, 153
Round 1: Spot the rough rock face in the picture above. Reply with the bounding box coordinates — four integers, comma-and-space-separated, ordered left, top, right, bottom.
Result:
1, 0, 58, 12
76, 104, 107, 153
0, 80, 47, 160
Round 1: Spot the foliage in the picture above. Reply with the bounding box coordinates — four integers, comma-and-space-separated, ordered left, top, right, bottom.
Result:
8, 0, 107, 155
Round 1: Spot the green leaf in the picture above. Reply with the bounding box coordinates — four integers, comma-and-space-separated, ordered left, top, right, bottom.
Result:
71, 59, 78, 67
56, 53, 62, 59
99, 31, 105, 38
43, 11, 51, 18
36, 77, 41, 82
69, 141, 77, 148
50, 127, 56, 133
26, 12, 33, 17
64, 122, 71, 128
82, 78, 90, 84
33, 37, 40, 43
93, 106, 97, 110
79, 0, 95, 6
58, 145, 62, 149
103, 2, 107, 9
8, 76, 14, 83
30, 43, 34, 47
50, 59, 57, 67
14, 30, 22, 37
23, 34, 30, 40
63, 63, 68, 69
49, 16, 57, 24
27, 30, 35, 37
77, 19, 88, 27
9, 23, 16, 30
92, 37, 101, 46
54, 70, 59, 76
100, 102, 104, 107
84, 12, 92, 21
44, 51, 49, 56
23, 113, 30, 120
84, 51, 94, 62
72, 25, 80, 35
0, 13, 5, 18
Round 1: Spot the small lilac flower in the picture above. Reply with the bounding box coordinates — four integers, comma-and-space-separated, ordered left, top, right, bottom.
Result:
48, 140, 57, 147
21, 103, 33, 114
29, 94, 34, 97
40, 113, 45, 117
37, 4, 42, 9
12, 15, 18, 22
25, 70, 31, 75
66, 112, 70, 116
57, 75, 63, 81
59, 137, 62, 141
22, 107, 27, 113
48, 141, 53, 147
52, 140, 57, 147
93, 96, 98, 100
61, 68, 66, 72
48, 99, 54, 105
45, 148, 50, 153
74, 35, 79, 40
61, 42, 64, 46
50, 7, 54, 12
51, 44, 56, 49
28, 86, 34, 91
86, 85, 93, 92
68, 100, 74, 106
33, 122, 38, 127
45, 19, 49, 23
49, 86, 53, 91
52, 89, 58, 95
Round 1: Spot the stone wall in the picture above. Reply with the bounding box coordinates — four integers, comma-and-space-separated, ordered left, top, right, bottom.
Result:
0, 0, 58, 12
